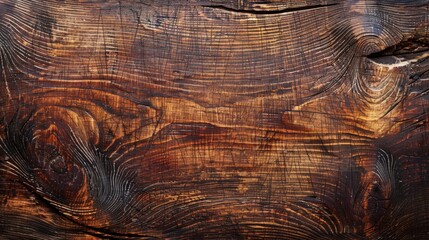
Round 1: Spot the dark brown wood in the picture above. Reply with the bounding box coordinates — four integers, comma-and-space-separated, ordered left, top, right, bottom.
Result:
0, 0, 428, 239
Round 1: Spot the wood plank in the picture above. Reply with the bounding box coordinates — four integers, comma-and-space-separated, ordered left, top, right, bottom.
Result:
0, 0, 428, 239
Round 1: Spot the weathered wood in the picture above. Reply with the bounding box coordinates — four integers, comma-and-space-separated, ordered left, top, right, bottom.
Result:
0, 0, 428, 239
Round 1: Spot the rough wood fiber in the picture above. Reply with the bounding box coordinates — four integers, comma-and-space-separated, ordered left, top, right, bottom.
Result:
0, 0, 428, 239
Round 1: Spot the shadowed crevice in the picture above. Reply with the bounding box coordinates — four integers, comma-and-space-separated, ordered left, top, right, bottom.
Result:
368, 37, 429, 65
202, 3, 339, 15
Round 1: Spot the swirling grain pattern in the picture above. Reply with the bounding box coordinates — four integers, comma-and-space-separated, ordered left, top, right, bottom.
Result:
0, 0, 429, 239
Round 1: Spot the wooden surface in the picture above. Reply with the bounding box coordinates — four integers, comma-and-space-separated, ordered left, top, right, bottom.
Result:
0, 0, 429, 239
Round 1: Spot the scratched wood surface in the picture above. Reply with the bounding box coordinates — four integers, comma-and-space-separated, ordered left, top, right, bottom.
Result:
0, 0, 428, 239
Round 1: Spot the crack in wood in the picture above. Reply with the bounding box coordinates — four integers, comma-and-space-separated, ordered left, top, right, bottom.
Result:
202, 3, 339, 15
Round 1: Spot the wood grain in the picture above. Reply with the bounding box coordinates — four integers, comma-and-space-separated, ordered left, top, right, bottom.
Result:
0, 0, 428, 239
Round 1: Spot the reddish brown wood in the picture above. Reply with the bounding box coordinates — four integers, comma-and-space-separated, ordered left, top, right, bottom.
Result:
0, 0, 429, 239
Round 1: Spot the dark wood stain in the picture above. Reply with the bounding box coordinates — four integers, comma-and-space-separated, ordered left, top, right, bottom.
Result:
0, 0, 429, 239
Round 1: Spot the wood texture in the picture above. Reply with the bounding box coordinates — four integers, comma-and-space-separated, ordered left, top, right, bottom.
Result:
0, 0, 428, 239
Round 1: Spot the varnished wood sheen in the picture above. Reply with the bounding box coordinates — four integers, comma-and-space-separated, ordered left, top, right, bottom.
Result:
1, 0, 429, 239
